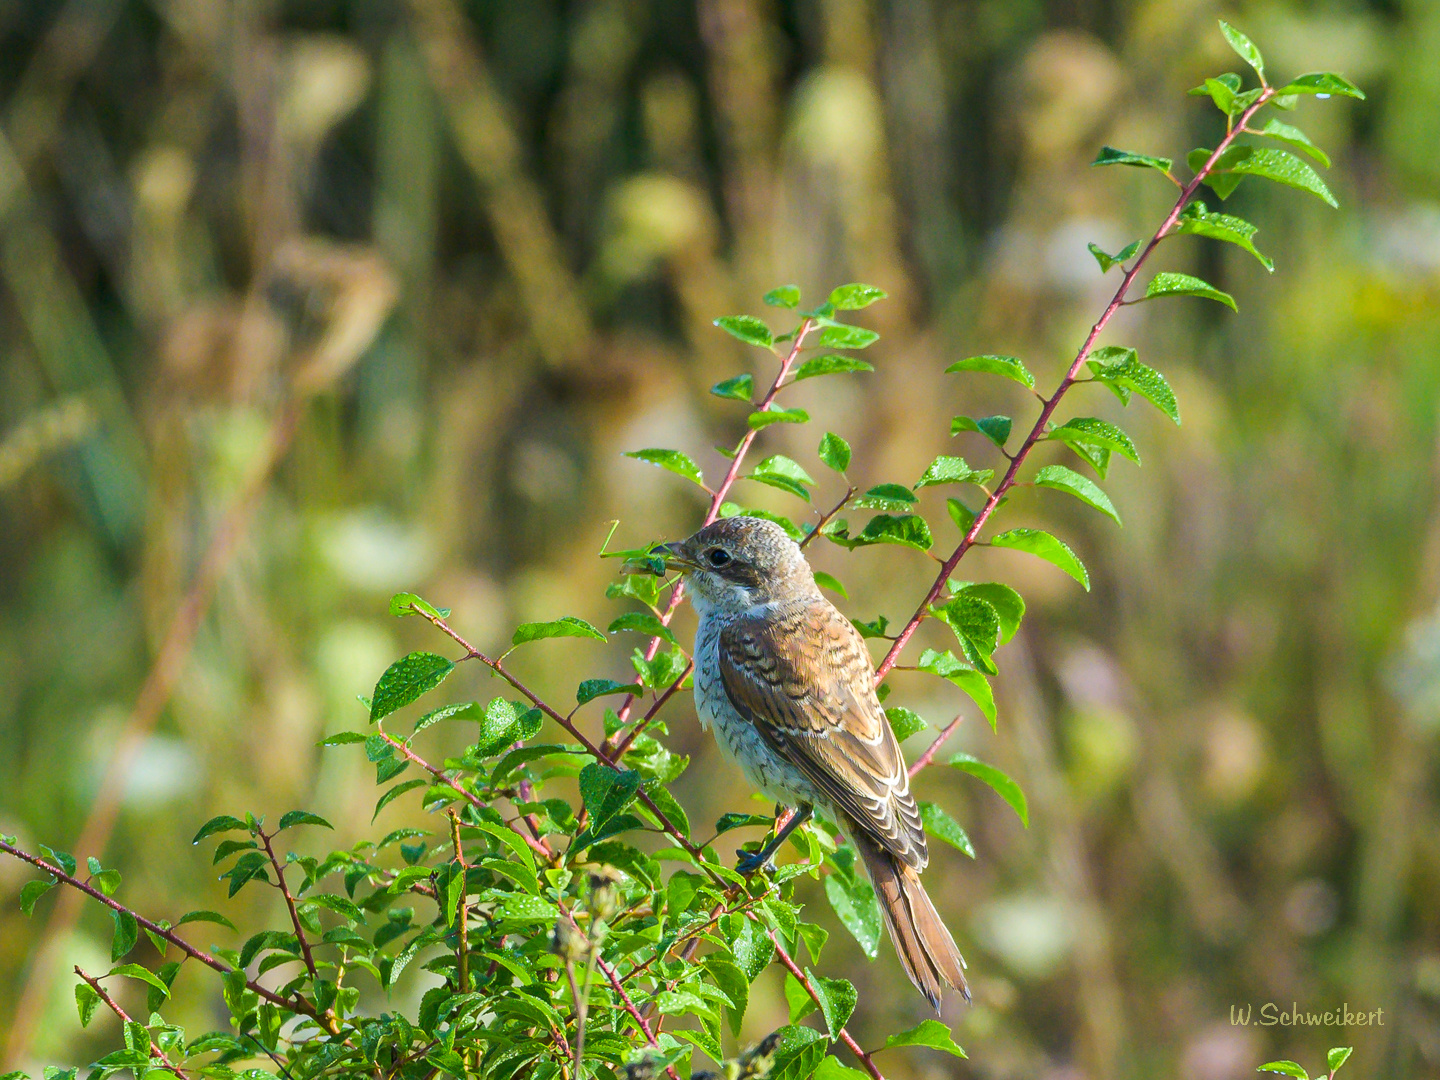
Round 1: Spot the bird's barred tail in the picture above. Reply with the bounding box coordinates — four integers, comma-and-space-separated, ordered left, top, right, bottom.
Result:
853, 831, 970, 1012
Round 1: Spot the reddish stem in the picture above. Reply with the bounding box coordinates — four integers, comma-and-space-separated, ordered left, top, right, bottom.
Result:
873, 90, 1275, 690
908, 715, 964, 777
75, 966, 191, 1078
602, 317, 817, 749
757, 919, 886, 1080
0, 840, 319, 1019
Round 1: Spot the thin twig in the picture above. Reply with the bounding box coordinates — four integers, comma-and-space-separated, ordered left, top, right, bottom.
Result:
0, 840, 318, 1019
908, 715, 964, 777
799, 485, 856, 550
257, 828, 321, 982
74, 966, 191, 1079
872, 91, 1277, 696
601, 318, 818, 753
754, 919, 885, 1080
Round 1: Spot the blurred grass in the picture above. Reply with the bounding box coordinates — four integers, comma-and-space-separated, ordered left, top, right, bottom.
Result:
1, 0, 1438, 1077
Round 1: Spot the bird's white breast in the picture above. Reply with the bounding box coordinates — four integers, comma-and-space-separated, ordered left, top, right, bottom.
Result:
692, 611, 819, 809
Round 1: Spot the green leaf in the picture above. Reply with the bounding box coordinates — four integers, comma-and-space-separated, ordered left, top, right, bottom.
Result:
624, 448, 705, 487
1174, 202, 1273, 270
1143, 271, 1236, 312
916, 455, 993, 490
1258, 119, 1330, 167
20, 878, 55, 915
813, 571, 847, 598
828, 283, 887, 310
764, 285, 801, 308
1033, 464, 1122, 523
852, 483, 916, 512
703, 957, 750, 1036
882, 1018, 967, 1058
75, 981, 100, 1027
716, 812, 773, 834
578, 764, 642, 830
768, 1026, 828, 1080
948, 752, 1029, 826
791, 355, 874, 382
814, 1059, 870, 1080
109, 963, 171, 999
176, 909, 237, 931
748, 406, 810, 429
749, 455, 815, 500
511, 616, 606, 646
885, 707, 927, 742
1257, 1063, 1308, 1080
945, 354, 1035, 389
608, 611, 678, 645
851, 514, 932, 551
816, 324, 879, 350
1048, 417, 1139, 465
1087, 346, 1180, 425
574, 679, 643, 706
818, 432, 850, 473
1190, 145, 1337, 208
919, 802, 975, 857
318, 730, 367, 746
388, 592, 450, 619
710, 373, 754, 401
805, 969, 857, 1038
824, 867, 881, 958
1218, 20, 1264, 78
277, 810, 332, 832
1275, 71, 1364, 99
1328, 1048, 1353, 1073
727, 913, 775, 980
191, 815, 249, 845
412, 701, 482, 735
370, 652, 455, 723
950, 414, 1012, 448
916, 648, 997, 729
110, 908, 139, 961
39, 845, 76, 877
953, 581, 1025, 643
990, 528, 1090, 590
714, 314, 774, 348
931, 593, 1001, 674
1087, 239, 1141, 273
948, 498, 975, 534
1091, 145, 1173, 172
1196, 76, 1238, 116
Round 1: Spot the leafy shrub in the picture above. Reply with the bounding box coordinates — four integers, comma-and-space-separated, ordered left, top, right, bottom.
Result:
1, 24, 1362, 1080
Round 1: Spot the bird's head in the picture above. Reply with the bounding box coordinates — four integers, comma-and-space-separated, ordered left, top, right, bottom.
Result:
651, 516, 818, 613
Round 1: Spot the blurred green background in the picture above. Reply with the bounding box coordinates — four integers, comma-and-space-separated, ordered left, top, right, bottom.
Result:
1, 0, 1436, 1077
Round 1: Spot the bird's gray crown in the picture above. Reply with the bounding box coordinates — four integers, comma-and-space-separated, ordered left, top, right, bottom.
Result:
667, 516, 819, 613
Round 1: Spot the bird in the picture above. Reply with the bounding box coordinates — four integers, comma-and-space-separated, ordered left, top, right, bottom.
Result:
652, 515, 969, 1009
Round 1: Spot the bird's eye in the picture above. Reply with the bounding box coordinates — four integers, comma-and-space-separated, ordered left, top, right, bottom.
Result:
706, 548, 731, 568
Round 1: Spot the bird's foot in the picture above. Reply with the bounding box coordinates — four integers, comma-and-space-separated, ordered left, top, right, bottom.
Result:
736, 847, 776, 875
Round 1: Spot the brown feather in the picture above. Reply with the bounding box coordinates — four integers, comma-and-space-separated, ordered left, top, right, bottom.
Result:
853, 830, 970, 1011
716, 600, 927, 868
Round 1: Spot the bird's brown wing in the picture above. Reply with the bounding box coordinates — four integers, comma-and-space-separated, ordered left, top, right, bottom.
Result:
717, 600, 928, 869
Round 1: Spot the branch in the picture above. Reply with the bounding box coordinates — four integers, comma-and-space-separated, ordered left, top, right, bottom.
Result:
872, 90, 1276, 695
0, 840, 320, 1020
799, 485, 856, 550
257, 829, 321, 982
403, 605, 727, 888
601, 317, 818, 753
755, 919, 885, 1080
908, 715, 964, 778
75, 966, 190, 1079
556, 899, 679, 1080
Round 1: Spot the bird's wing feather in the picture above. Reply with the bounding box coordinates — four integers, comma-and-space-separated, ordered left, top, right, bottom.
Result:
717, 600, 928, 869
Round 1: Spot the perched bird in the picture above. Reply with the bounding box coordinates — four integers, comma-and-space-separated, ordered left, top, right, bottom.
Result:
653, 516, 969, 1009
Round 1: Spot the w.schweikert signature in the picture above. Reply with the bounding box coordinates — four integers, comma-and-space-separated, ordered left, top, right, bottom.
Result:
1232, 1003, 1385, 1027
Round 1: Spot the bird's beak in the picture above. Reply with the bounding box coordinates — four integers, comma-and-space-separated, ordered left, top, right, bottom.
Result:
650, 541, 695, 573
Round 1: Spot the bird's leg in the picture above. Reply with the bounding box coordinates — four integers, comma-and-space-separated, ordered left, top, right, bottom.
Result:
737, 805, 813, 874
